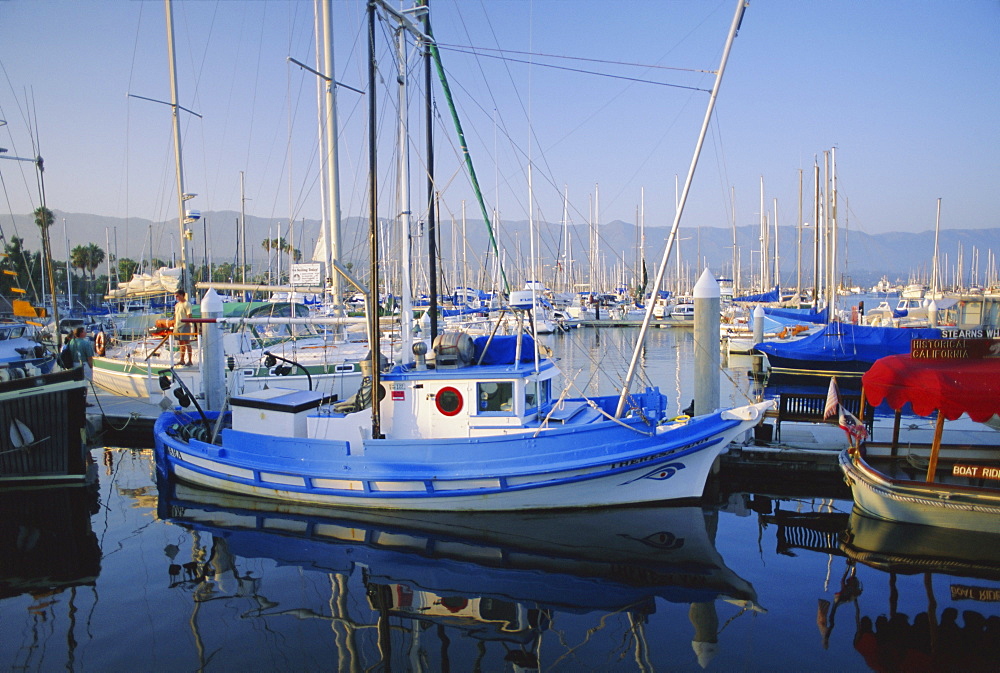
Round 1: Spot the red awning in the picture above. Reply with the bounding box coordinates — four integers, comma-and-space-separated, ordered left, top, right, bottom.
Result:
862, 354, 1000, 422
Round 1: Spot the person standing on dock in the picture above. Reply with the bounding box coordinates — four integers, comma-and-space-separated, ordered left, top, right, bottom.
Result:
70, 326, 95, 407
173, 290, 193, 366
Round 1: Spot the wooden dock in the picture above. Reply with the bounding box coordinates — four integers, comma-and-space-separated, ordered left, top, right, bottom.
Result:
87, 388, 163, 448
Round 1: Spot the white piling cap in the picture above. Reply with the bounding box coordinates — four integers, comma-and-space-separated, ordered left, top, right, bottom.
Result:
928, 299, 938, 311
201, 287, 224, 315
753, 305, 765, 318
693, 268, 719, 299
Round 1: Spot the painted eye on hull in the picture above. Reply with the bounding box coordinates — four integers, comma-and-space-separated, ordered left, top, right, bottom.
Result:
644, 463, 686, 481
639, 531, 685, 550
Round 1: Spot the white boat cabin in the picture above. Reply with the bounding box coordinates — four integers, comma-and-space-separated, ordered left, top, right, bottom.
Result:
229, 333, 564, 450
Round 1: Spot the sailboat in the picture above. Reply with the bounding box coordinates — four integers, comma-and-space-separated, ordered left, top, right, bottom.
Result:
153, 0, 768, 511
95, 0, 371, 401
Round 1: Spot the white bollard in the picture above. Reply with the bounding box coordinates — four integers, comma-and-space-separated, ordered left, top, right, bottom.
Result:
693, 269, 721, 416
200, 289, 226, 411
928, 299, 938, 327
752, 305, 765, 346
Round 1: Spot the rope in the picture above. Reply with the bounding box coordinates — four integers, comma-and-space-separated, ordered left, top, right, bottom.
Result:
89, 380, 144, 433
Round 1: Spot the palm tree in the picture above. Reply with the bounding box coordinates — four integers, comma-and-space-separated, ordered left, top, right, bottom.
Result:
117, 257, 139, 280
32, 205, 61, 329
84, 243, 105, 280
33, 206, 54, 234
71, 244, 91, 278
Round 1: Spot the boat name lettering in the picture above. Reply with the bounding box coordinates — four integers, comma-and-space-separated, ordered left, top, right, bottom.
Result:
611, 450, 671, 470
951, 584, 1000, 602
940, 328, 1000, 339
911, 338, 1000, 360
952, 464, 1000, 480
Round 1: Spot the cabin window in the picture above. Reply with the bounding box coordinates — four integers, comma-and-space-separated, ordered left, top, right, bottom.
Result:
435, 386, 464, 416
525, 379, 551, 411
477, 381, 514, 414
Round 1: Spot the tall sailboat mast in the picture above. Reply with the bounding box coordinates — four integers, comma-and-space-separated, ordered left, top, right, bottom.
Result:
616, 0, 748, 418
396, 19, 415, 358
165, 0, 193, 299
931, 197, 942, 296
812, 161, 820, 310
367, 0, 381, 438
320, 0, 344, 313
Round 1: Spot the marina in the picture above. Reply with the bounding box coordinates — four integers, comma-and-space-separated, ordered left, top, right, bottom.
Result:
2, 0, 999, 670
4, 325, 1000, 671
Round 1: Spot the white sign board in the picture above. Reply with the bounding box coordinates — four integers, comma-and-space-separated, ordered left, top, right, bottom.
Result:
290, 263, 323, 286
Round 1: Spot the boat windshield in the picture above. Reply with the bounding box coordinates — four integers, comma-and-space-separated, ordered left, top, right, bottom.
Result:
525, 378, 551, 410
477, 381, 514, 414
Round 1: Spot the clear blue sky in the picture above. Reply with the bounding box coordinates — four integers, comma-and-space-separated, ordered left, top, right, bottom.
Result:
1, 0, 998, 261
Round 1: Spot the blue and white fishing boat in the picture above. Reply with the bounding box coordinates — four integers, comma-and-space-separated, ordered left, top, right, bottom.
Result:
153, 0, 766, 511
154, 327, 770, 510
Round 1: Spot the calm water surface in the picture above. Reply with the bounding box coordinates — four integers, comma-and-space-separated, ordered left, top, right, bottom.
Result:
3, 326, 998, 672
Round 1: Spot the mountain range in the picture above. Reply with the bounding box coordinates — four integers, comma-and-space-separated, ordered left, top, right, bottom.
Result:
6, 210, 997, 290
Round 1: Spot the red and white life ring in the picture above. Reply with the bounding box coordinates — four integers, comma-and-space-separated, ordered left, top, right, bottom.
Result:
95, 331, 107, 357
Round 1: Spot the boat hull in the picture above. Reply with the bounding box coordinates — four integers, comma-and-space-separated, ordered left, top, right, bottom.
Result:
0, 367, 90, 485
94, 356, 362, 400
155, 402, 770, 511
839, 449, 1000, 534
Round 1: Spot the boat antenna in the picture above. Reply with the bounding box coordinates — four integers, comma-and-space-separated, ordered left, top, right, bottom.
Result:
615, 0, 748, 418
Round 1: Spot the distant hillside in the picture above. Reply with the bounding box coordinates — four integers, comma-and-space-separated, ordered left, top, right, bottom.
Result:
6, 209, 998, 289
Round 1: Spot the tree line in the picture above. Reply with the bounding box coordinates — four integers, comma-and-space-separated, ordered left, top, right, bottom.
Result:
1, 207, 306, 310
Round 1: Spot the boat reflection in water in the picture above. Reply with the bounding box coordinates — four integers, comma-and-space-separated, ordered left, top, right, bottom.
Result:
159, 483, 760, 670
0, 486, 101, 667
0, 486, 101, 600
769, 504, 1000, 672
840, 509, 1000, 673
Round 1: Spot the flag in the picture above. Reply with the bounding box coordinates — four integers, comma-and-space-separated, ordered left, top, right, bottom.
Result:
838, 404, 868, 446
823, 377, 840, 420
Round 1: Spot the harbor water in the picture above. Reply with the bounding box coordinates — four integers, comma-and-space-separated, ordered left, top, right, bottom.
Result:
3, 325, 998, 672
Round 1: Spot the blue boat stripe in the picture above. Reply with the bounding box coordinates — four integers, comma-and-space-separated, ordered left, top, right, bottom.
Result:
158, 430, 728, 502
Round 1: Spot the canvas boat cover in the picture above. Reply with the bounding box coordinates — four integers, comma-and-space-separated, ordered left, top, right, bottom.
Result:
755, 323, 942, 365
763, 306, 828, 324
863, 353, 1000, 422
732, 286, 781, 303
473, 334, 537, 365
105, 267, 182, 299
